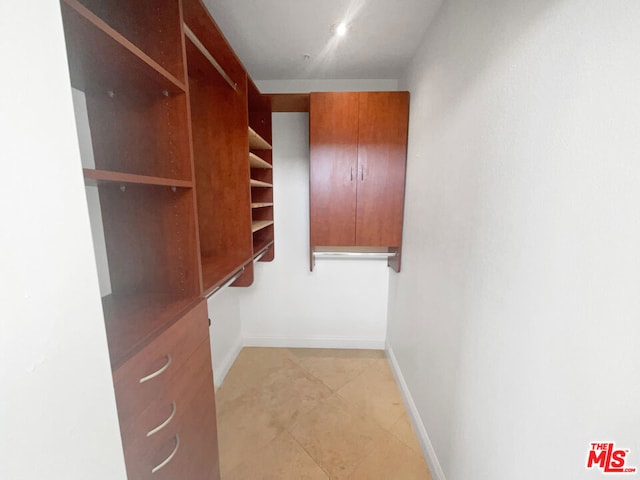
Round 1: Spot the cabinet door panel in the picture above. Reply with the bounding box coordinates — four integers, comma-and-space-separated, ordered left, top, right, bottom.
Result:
309, 92, 359, 246
356, 92, 409, 246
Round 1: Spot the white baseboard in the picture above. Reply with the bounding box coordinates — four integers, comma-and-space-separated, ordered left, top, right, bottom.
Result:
213, 335, 243, 388
243, 335, 386, 350
386, 344, 447, 480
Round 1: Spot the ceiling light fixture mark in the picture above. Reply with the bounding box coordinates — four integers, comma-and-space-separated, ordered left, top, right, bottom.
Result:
331, 22, 349, 37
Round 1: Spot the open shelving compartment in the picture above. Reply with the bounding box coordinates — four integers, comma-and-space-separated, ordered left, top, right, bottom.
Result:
247, 80, 275, 265
64, 0, 185, 83
183, 0, 255, 293
61, 0, 202, 369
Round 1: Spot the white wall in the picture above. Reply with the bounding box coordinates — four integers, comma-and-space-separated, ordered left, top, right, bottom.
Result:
207, 289, 243, 386
387, 0, 640, 479
0, 2, 126, 478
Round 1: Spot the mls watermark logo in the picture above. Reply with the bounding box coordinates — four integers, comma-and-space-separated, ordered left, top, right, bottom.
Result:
587, 443, 637, 474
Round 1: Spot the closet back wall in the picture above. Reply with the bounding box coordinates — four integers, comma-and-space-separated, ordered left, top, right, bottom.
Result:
237, 112, 390, 349
207, 80, 398, 382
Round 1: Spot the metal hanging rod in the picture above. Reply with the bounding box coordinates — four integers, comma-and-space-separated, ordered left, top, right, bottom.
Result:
253, 248, 269, 263
183, 24, 238, 91
206, 266, 245, 299
312, 251, 398, 259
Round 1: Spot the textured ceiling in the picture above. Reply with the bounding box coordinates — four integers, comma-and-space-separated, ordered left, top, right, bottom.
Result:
203, 0, 443, 80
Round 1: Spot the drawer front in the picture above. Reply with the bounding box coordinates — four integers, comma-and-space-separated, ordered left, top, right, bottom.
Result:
121, 339, 218, 480
113, 300, 208, 428
171, 340, 220, 480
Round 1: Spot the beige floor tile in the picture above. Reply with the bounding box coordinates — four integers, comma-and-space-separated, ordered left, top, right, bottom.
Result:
289, 393, 388, 479
336, 359, 406, 430
216, 386, 284, 475
224, 432, 329, 480
288, 348, 385, 391
217, 348, 431, 480
253, 359, 333, 428
218, 356, 332, 475
347, 432, 432, 480
224, 347, 296, 389
389, 414, 423, 455
215, 368, 253, 414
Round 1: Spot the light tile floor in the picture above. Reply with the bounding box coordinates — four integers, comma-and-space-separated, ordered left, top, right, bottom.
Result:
215, 347, 432, 479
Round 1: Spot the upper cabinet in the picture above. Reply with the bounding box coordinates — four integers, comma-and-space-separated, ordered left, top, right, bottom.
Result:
309, 91, 409, 271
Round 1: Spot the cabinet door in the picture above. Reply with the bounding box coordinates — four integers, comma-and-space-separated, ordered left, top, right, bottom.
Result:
309, 92, 359, 246
355, 92, 409, 246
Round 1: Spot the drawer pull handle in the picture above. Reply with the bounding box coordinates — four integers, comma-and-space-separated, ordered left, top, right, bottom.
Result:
139, 355, 172, 383
147, 401, 177, 437
152, 434, 180, 474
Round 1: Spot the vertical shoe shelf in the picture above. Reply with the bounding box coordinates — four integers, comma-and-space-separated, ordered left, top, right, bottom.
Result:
231, 80, 275, 287
248, 80, 275, 262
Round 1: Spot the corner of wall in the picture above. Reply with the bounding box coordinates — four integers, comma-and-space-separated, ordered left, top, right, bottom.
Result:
212, 332, 243, 387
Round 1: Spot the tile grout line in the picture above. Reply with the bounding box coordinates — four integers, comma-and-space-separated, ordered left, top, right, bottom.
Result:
285, 430, 333, 479
218, 347, 432, 479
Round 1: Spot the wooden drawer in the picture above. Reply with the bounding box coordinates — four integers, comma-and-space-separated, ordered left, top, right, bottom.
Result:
112, 299, 208, 429
120, 336, 211, 455
120, 337, 218, 479
172, 340, 220, 479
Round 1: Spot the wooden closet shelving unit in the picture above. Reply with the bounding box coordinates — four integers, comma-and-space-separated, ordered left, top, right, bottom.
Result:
61, 0, 201, 366
247, 81, 275, 265
184, 3, 254, 294
59, 0, 274, 477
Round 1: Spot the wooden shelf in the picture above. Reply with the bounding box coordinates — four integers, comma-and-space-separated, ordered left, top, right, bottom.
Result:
83, 169, 193, 188
249, 152, 272, 169
61, 0, 185, 94
201, 253, 253, 297
252, 220, 274, 233
71, 0, 184, 81
270, 93, 310, 113
188, 28, 254, 297
247, 83, 274, 263
250, 179, 272, 188
182, 0, 246, 89
62, 0, 194, 181
248, 127, 272, 150
102, 293, 202, 370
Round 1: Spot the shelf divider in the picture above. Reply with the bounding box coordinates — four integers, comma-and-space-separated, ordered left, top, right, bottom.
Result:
250, 179, 272, 188
251, 220, 274, 233
249, 152, 272, 169
248, 126, 272, 150
83, 169, 193, 188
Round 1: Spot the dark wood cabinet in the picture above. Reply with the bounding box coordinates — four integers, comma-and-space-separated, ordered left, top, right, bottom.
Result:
113, 300, 219, 480
309, 91, 409, 271
59, 0, 274, 477
309, 92, 360, 246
